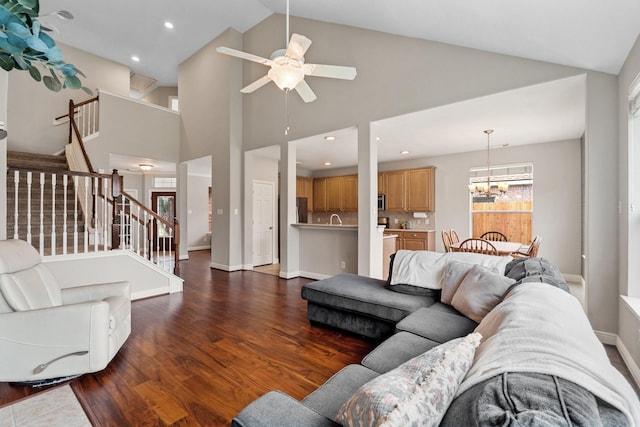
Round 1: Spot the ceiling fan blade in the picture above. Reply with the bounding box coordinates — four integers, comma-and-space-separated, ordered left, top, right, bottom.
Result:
241, 75, 272, 93
304, 64, 357, 80
285, 33, 312, 60
294, 79, 317, 103
216, 47, 272, 66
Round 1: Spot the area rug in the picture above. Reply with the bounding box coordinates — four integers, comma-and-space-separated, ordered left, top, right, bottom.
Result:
0, 385, 91, 426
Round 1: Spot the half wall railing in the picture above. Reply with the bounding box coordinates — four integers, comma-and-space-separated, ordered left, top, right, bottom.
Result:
9, 96, 180, 273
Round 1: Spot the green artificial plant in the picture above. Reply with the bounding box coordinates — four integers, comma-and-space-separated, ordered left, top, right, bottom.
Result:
0, 0, 90, 94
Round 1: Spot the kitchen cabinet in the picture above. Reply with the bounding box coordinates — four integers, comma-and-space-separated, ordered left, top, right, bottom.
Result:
325, 175, 358, 212
382, 167, 435, 212
384, 170, 406, 211
377, 173, 385, 195
313, 178, 327, 212
296, 176, 314, 212
384, 230, 436, 251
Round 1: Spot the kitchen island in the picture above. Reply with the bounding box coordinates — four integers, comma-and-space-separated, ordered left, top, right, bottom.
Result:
292, 223, 385, 279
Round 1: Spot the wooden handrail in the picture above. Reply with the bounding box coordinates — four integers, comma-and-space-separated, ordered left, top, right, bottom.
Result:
55, 95, 99, 121
69, 104, 96, 173
121, 189, 176, 229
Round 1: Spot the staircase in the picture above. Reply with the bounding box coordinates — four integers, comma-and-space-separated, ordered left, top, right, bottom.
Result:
6, 151, 89, 255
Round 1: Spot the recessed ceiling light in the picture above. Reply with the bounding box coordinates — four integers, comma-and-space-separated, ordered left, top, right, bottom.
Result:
376, 137, 381, 141
164, 21, 174, 30
324, 136, 336, 141
324, 162, 332, 166
131, 55, 140, 62
400, 150, 410, 155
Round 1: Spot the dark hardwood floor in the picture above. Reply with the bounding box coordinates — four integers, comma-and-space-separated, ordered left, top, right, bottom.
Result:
0, 249, 638, 425
0, 250, 374, 425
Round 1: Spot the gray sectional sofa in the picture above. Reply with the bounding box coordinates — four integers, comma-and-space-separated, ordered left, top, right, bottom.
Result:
232, 252, 640, 426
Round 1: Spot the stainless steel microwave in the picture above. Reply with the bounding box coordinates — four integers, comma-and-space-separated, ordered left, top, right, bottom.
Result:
377, 194, 386, 210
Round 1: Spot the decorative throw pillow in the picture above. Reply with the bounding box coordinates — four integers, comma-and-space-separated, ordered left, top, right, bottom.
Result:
442, 251, 513, 275
389, 250, 446, 290
451, 264, 516, 323
336, 332, 482, 427
439, 261, 475, 305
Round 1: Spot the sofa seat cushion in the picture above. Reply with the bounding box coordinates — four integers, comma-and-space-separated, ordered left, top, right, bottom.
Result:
302, 364, 379, 420
337, 333, 482, 427
301, 274, 437, 323
232, 390, 339, 427
362, 331, 440, 374
395, 306, 478, 343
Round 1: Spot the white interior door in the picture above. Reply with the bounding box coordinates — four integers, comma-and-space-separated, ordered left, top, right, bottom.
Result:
253, 180, 274, 266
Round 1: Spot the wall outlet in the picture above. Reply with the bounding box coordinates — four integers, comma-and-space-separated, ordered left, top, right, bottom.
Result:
340, 261, 346, 269
426, 218, 430, 224
394, 218, 398, 224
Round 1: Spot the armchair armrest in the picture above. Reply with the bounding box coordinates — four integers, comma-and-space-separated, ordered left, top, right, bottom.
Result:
232, 391, 338, 427
61, 281, 130, 305
0, 301, 111, 381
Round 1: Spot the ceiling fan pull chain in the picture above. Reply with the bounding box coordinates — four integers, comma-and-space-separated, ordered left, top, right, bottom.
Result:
285, 89, 290, 135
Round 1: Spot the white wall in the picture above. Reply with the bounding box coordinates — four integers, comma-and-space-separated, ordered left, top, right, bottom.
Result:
618, 34, 640, 379
187, 174, 211, 249
7, 44, 130, 154
179, 28, 244, 271
235, 14, 617, 332
87, 91, 181, 172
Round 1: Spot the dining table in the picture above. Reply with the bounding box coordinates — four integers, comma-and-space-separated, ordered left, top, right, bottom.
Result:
449, 240, 523, 256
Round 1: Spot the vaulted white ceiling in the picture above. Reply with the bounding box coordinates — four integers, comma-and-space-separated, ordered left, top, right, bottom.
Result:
43, 1, 640, 87
41, 1, 638, 172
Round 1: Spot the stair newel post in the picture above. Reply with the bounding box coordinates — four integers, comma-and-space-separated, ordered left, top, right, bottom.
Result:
173, 218, 180, 274
68, 99, 74, 145
111, 169, 121, 250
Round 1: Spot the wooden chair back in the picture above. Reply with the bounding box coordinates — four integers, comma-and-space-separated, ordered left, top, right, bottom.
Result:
454, 238, 498, 255
528, 235, 542, 257
449, 229, 460, 244
480, 231, 508, 242
441, 230, 453, 252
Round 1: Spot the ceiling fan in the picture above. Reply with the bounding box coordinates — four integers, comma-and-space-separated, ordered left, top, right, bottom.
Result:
215, 1, 357, 103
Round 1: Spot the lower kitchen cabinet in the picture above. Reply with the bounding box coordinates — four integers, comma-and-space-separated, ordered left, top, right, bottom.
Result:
384, 230, 436, 252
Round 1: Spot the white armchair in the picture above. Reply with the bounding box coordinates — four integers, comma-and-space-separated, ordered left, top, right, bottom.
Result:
0, 239, 131, 382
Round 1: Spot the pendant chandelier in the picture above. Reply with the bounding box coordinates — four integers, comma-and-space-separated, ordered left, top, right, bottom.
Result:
468, 129, 509, 198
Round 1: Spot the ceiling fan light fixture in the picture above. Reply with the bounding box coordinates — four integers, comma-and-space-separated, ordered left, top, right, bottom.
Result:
268, 60, 304, 91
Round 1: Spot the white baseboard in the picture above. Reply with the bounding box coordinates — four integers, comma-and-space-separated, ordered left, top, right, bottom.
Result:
209, 262, 242, 272
131, 287, 169, 300
616, 336, 640, 390
188, 245, 211, 251
298, 271, 331, 280
279, 270, 299, 279
595, 330, 617, 345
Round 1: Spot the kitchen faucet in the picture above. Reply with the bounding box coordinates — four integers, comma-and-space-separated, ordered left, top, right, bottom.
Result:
330, 213, 342, 225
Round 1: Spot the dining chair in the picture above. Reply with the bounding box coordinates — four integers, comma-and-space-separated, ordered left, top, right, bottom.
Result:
453, 238, 498, 255
441, 230, 453, 252
513, 235, 542, 258
449, 229, 460, 244
480, 231, 508, 242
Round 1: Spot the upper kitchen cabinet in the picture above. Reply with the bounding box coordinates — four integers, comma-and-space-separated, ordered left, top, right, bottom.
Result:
326, 175, 358, 212
407, 167, 435, 212
384, 170, 406, 211
382, 167, 435, 212
296, 176, 314, 211
313, 178, 327, 212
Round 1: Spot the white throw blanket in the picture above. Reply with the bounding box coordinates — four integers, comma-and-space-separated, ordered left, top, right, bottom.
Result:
458, 282, 640, 426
